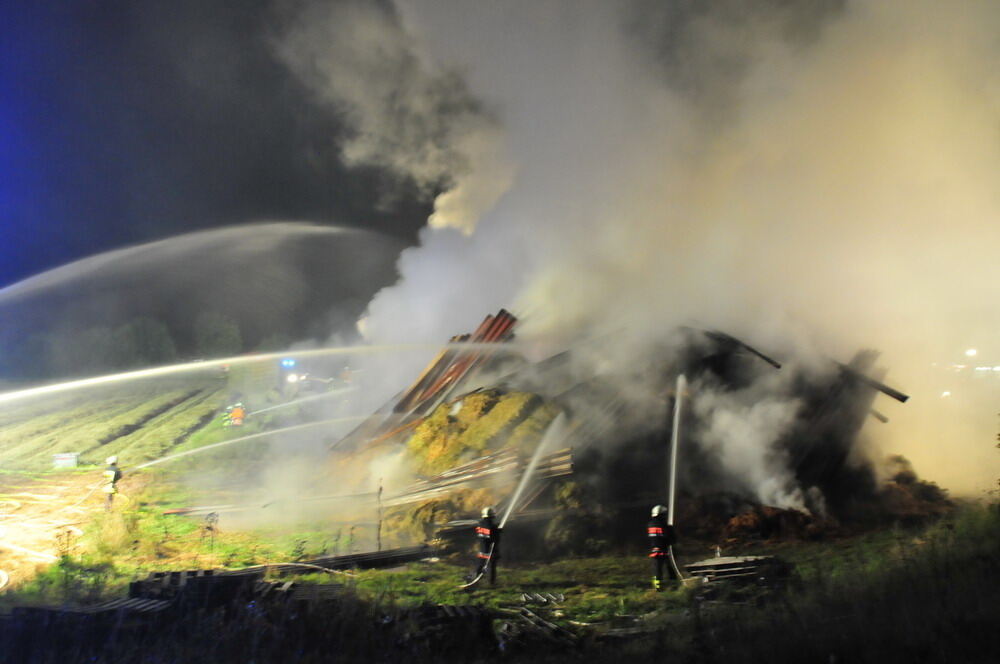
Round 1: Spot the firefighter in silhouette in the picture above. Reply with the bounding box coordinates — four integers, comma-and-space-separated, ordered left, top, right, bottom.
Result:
472, 506, 501, 585
648, 504, 679, 590
103, 456, 122, 510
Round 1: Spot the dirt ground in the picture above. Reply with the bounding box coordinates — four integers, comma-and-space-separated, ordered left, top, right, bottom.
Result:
0, 471, 111, 590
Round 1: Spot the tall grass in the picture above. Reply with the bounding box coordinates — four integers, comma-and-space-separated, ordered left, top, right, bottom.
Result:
3, 474, 995, 664
644, 504, 1000, 664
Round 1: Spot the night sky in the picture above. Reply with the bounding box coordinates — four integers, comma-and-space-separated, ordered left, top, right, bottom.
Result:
0, 1, 429, 289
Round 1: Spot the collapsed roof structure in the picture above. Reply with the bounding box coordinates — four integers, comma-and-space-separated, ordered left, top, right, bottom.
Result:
166, 305, 935, 550
320, 309, 916, 547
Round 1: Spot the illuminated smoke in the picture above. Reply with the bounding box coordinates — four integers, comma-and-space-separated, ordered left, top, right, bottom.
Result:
691, 381, 807, 512
274, 0, 514, 234
280, 0, 1000, 498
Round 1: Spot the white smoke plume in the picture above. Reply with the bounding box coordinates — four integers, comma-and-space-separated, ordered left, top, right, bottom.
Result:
280, 0, 1000, 498
691, 377, 807, 511
273, 0, 514, 233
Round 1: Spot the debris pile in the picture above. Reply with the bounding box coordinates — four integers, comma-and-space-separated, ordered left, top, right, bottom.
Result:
723, 505, 832, 541
320, 307, 942, 554
685, 555, 792, 585
870, 455, 953, 525
173, 308, 943, 555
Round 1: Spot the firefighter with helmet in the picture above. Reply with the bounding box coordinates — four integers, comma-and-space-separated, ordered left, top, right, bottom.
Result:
648, 504, 679, 590
103, 456, 122, 510
472, 506, 502, 585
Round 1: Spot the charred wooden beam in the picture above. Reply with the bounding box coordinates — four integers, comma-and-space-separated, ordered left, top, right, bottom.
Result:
836, 361, 909, 403
697, 328, 782, 369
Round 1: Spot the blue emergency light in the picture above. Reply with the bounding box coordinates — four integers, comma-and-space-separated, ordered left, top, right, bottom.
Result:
281, 358, 297, 369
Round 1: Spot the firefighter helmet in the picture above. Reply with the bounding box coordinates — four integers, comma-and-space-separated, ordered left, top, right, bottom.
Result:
651, 504, 667, 517
106, 456, 118, 465
481, 506, 495, 519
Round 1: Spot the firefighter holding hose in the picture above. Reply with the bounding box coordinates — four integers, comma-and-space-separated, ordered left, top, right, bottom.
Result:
472, 506, 501, 585
103, 456, 122, 510
648, 504, 679, 590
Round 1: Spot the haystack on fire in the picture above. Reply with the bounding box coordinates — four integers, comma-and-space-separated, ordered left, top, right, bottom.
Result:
166, 307, 948, 560
1, 1, 997, 658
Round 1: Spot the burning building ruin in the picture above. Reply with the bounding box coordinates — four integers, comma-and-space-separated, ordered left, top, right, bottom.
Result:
291, 308, 948, 557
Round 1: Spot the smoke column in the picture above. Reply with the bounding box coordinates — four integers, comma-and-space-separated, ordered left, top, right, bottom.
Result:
279, 0, 1000, 497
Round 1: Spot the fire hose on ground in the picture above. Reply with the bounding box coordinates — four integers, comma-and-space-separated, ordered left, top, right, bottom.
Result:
227, 561, 357, 578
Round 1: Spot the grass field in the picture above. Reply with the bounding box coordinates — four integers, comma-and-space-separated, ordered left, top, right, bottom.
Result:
1, 374, 997, 662
2, 499, 997, 663
6, 460, 995, 628
0, 377, 227, 471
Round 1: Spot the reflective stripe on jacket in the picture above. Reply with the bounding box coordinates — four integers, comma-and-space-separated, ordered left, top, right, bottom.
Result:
476, 517, 500, 556
647, 516, 676, 551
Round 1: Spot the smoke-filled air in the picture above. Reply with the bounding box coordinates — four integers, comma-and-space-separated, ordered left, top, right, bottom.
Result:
3, 3, 999, 660
274, 0, 1000, 500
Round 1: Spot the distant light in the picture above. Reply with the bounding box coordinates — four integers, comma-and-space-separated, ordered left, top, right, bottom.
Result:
941, 391, 951, 398
975, 366, 991, 372
994, 366, 1000, 372
965, 348, 977, 357
281, 358, 297, 369
286, 373, 299, 384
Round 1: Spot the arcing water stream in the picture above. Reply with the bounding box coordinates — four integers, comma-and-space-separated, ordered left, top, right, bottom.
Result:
249, 387, 357, 415
0, 223, 385, 306
0, 342, 522, 407
135, 416, 367, 469
0, 348, 381, 406
0, 221, 414, 407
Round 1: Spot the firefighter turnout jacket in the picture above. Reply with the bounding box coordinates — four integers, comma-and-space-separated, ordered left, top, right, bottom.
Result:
476, 516, 501, 559
103, 465, 122, 495
647, 515, 676, 558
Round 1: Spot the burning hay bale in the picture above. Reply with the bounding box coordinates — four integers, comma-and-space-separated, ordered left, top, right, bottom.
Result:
867, 455, 953, 525
404, 389, 557, 475
723, 505, 834, 541
150, 305, 929, 562
158, 306, 938, 564
322, 308, 934, 557
386, 487, 496, 542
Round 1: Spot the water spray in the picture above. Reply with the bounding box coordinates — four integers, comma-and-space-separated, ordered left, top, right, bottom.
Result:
666, 374, 686, 581
459, 413, 568, 590
135, 416, 367, 469
249, 387, 357, 415
500, 412, 567, 528
0, 222, 354, 306
667, 375, 685, 525
0, 343, 526, 407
